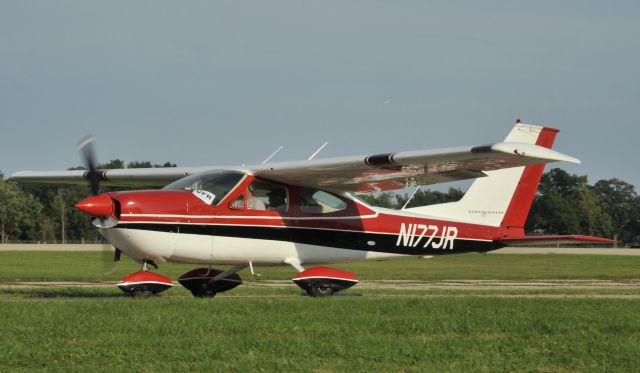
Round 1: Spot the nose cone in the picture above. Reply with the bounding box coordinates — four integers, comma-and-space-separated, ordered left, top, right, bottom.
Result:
75, 194, 114, 218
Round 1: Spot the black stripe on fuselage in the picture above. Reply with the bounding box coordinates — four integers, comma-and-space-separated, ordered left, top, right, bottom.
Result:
115, 223, 499, 255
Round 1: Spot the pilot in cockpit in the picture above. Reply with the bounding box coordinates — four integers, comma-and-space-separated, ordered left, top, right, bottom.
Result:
267, 189, 287, 212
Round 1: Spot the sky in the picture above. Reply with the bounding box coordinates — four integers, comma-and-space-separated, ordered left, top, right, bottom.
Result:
1, 1, 639, 189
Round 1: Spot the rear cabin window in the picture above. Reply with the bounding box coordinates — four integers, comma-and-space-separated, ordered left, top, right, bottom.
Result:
300, 188, 347, 214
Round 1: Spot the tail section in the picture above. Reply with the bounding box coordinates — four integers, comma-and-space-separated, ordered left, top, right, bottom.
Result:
500, 125, 557, 230
406, 122, 558, 229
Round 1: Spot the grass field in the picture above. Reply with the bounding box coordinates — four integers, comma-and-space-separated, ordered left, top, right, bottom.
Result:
1, 252, 639, 372
1, 297, 639, 372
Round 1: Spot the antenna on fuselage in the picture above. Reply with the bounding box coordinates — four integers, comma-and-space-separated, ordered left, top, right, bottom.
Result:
262, 145, 284, 164
308, 142, 328, 160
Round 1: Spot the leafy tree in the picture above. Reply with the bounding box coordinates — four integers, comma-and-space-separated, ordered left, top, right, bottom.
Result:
360, 188, 463, 209
98, 159, 125, 169
592, 178, 640, 244
527, 187, 581, 235
52, 193, 67, 244
128, 161, 177, 168
19, 182, 94, 243
396, 188, 463, 209
526, 168, 612, 237
575, 188, 613, 237
127, 161, 153, 168
38, 216, 55, 243
0, 180, 44, 242
358, 193, 397, 208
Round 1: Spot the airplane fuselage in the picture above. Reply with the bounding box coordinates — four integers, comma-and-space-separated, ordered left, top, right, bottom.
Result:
94, 174, 512, 266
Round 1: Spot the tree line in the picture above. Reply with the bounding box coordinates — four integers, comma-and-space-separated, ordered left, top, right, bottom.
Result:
0, 165, 638, 246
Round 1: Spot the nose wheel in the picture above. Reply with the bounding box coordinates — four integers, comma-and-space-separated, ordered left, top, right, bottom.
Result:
116, 260, 173, 297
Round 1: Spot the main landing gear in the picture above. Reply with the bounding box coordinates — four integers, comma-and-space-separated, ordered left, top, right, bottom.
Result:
177, 266, 244, 298
284, 259, 359, 297
291, 266, 359, 297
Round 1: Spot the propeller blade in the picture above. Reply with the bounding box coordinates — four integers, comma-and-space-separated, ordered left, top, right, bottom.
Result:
78, 135, 101, 196
77, 136, 119, 277
103, 245, 119, 276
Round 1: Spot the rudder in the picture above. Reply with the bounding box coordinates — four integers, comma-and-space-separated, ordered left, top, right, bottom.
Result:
405, 123, 558, 229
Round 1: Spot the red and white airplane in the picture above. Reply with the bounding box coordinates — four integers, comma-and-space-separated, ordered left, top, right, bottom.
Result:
12, 121, 614, 297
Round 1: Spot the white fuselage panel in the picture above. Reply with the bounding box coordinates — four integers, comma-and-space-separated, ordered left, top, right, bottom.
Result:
99, 228, 407, 266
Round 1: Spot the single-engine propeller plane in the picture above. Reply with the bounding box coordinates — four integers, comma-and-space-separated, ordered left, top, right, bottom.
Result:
12, 121, 615, 297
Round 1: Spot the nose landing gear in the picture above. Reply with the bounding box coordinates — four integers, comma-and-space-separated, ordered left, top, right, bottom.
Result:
116, 262, 174, 297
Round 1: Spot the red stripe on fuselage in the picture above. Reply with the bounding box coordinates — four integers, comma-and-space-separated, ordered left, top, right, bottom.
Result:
117, 210, 510, 242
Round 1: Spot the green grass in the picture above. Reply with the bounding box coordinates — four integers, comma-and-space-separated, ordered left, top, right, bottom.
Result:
0, 297, 638, 372
1, 251, 639, 282
2, 252, 639, 372
2, 285, 640, 301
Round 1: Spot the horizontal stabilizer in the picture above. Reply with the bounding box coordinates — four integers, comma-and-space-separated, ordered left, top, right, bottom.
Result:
497, 235, 617, 246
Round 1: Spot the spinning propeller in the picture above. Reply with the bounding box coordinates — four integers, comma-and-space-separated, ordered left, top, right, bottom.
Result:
78, 135, 101, 196
76, 136, 122, 273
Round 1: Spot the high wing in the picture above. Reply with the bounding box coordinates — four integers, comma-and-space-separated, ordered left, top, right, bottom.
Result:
12, 142, 578, 193
250, 141, 578, 193
11, 166, 229, 188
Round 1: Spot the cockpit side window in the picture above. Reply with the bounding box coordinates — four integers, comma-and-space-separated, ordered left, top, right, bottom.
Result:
234, 179, 288, 212
163, 170, 244, 205
300, 188, 347, 214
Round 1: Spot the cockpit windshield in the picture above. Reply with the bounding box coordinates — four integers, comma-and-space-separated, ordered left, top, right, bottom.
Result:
163, 170, 245, 205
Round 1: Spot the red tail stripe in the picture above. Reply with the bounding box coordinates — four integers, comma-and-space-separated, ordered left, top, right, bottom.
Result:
501, 127, 558, 231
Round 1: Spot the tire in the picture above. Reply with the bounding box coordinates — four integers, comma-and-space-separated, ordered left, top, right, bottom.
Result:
306, 285, 335, 297
131, 290, 154, 298
191, 289, 217, 298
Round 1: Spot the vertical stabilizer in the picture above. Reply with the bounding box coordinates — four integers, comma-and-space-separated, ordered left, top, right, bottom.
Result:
406, 123, 558, 229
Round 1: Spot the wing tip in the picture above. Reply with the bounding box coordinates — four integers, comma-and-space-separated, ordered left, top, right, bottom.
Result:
492, 142, 581, 164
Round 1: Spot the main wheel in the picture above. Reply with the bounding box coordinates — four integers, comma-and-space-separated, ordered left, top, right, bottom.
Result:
191, 288, 217, 298
306, 284, 335, 297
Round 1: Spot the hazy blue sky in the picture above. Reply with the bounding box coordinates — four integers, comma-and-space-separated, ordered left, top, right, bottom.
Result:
1, 1, 639, 188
